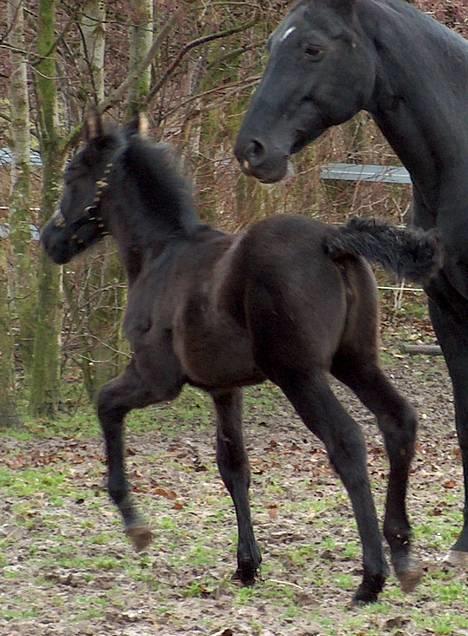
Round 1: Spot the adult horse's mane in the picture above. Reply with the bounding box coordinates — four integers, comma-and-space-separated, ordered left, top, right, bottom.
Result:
366, 0, 468, 76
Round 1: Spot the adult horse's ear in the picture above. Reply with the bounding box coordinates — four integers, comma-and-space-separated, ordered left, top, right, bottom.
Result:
125, 113, 149, 139
84, 110, 104, 141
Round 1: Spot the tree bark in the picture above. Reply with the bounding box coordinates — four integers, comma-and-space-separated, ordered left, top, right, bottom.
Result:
29, 0, 64, 418
127, 0, 154, 116
80, 0, 106, 102
0, 243, 20, 427
8, 0, 35, 378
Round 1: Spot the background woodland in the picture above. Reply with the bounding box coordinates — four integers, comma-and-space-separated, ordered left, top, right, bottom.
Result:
1, 0, 467, 421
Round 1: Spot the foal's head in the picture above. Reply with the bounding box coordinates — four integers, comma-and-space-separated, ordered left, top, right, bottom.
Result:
42, 112, 198, 265
41, 113, 127, 264
235, 0, 377, 182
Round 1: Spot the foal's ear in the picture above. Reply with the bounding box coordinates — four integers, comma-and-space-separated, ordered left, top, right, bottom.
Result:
84, 110, 104, 142
125, 113, 149, 139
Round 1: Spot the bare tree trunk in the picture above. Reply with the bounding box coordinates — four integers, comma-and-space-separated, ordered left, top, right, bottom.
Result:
30, 0, 64, 418
80, 0, 106, 102
0, 243, 20, 427
127, 0, 154, 116
7, 0, 34, 383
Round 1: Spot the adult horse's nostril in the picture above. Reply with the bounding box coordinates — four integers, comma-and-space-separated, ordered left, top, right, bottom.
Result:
245, 139, 266, 167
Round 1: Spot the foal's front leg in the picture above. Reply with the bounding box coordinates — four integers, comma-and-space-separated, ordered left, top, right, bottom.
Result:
97, 360, 160, 552
211, 389, 262, 584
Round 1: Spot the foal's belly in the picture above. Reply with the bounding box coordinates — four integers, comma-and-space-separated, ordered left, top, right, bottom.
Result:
175, 322, 265, 389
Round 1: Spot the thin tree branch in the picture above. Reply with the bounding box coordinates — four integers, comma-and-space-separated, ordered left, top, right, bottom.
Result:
97, 9, 182, 114
145, 12, 259, 106
159, 75, 260, 123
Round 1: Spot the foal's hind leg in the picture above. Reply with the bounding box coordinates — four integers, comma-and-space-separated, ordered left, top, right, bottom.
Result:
276, 371, 388, 605
97, 359, 176, 552
211, 389, 262, 585
332, 356, 422, 592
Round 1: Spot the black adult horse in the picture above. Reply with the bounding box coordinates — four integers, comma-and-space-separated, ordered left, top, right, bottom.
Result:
235, 0, 468, 567
41, 113, 440, 604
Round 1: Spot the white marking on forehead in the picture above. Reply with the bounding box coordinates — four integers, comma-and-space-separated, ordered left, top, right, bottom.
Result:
280, 26, 296, 42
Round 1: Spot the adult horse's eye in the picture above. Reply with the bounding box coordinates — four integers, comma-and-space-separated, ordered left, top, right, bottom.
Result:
305, 45, 324, 60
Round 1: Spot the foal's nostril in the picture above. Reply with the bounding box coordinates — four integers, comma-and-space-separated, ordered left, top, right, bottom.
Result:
245, 139, 266, 167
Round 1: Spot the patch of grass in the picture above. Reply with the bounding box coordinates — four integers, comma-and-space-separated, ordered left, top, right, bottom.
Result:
2, 608, 38, 621
284, 544, 317, 567
187, 543, 218, 567
335, 573, 355, 591
342, 541, 360, 560
0, 466, 72, 498
415, 612, 468, 635
415, 517, 459, 550
183, 576, 220, 598
244, 382, 284, 416
235, 586, 256, 605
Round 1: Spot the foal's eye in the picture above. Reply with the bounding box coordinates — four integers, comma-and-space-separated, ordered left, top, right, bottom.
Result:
304, 45, 324, 59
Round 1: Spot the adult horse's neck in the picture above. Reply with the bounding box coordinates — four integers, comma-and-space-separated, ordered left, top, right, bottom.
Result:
360, 0, 468, 225
106, 140, 200, 282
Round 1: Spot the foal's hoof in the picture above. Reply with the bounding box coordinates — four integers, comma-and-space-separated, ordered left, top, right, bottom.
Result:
444, 550, 468, 568
232, 562, 259, 586
232, 568, 257, 586
351, 572, 386, 606
351, 587, 379, 606
395, 558, 423, 593
126, 524, 153, 552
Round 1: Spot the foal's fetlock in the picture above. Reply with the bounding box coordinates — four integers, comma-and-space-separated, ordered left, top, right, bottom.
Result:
234, 544, 262, 586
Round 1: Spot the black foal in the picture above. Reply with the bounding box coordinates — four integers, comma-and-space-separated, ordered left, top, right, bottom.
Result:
41, 112, 441, 604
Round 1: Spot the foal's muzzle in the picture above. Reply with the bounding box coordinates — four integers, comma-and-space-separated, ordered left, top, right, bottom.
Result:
41, 221, 74, 264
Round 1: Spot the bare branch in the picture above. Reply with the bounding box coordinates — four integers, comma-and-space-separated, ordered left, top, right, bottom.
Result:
145, 12, 260, 106
97, 9, 182, 114
159, 75, 260, 123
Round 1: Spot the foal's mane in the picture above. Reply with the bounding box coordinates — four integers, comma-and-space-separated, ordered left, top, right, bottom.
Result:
118, 134, 199, 234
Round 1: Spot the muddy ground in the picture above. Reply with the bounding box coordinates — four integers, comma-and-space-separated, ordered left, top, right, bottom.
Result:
1, 320, 467, 635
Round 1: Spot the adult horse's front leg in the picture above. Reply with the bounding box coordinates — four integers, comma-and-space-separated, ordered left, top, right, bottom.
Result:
211, 389, 262, 584
97, 360, 159, 552
428, 294, 468, 566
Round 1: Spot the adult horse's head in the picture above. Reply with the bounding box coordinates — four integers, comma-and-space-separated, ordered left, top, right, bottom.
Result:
41, 113, 141, 264
235, 0, 376, 183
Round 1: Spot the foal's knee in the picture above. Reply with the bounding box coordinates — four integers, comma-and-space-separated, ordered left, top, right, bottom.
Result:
217, 447, 250, 490
382, 402, 418, 454
96, 383, 124, 424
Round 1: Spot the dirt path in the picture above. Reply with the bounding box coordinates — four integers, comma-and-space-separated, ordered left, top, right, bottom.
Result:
1, 350, 466, 636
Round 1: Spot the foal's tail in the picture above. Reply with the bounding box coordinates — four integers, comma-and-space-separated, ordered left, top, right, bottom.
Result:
323, 217, 442, 282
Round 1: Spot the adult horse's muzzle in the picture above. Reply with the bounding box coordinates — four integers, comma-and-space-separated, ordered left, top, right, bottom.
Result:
234, 133, 293, 184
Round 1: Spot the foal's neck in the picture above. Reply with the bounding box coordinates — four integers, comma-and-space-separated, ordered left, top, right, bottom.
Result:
361, 0, 468, 211
107, 144, 201, 282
